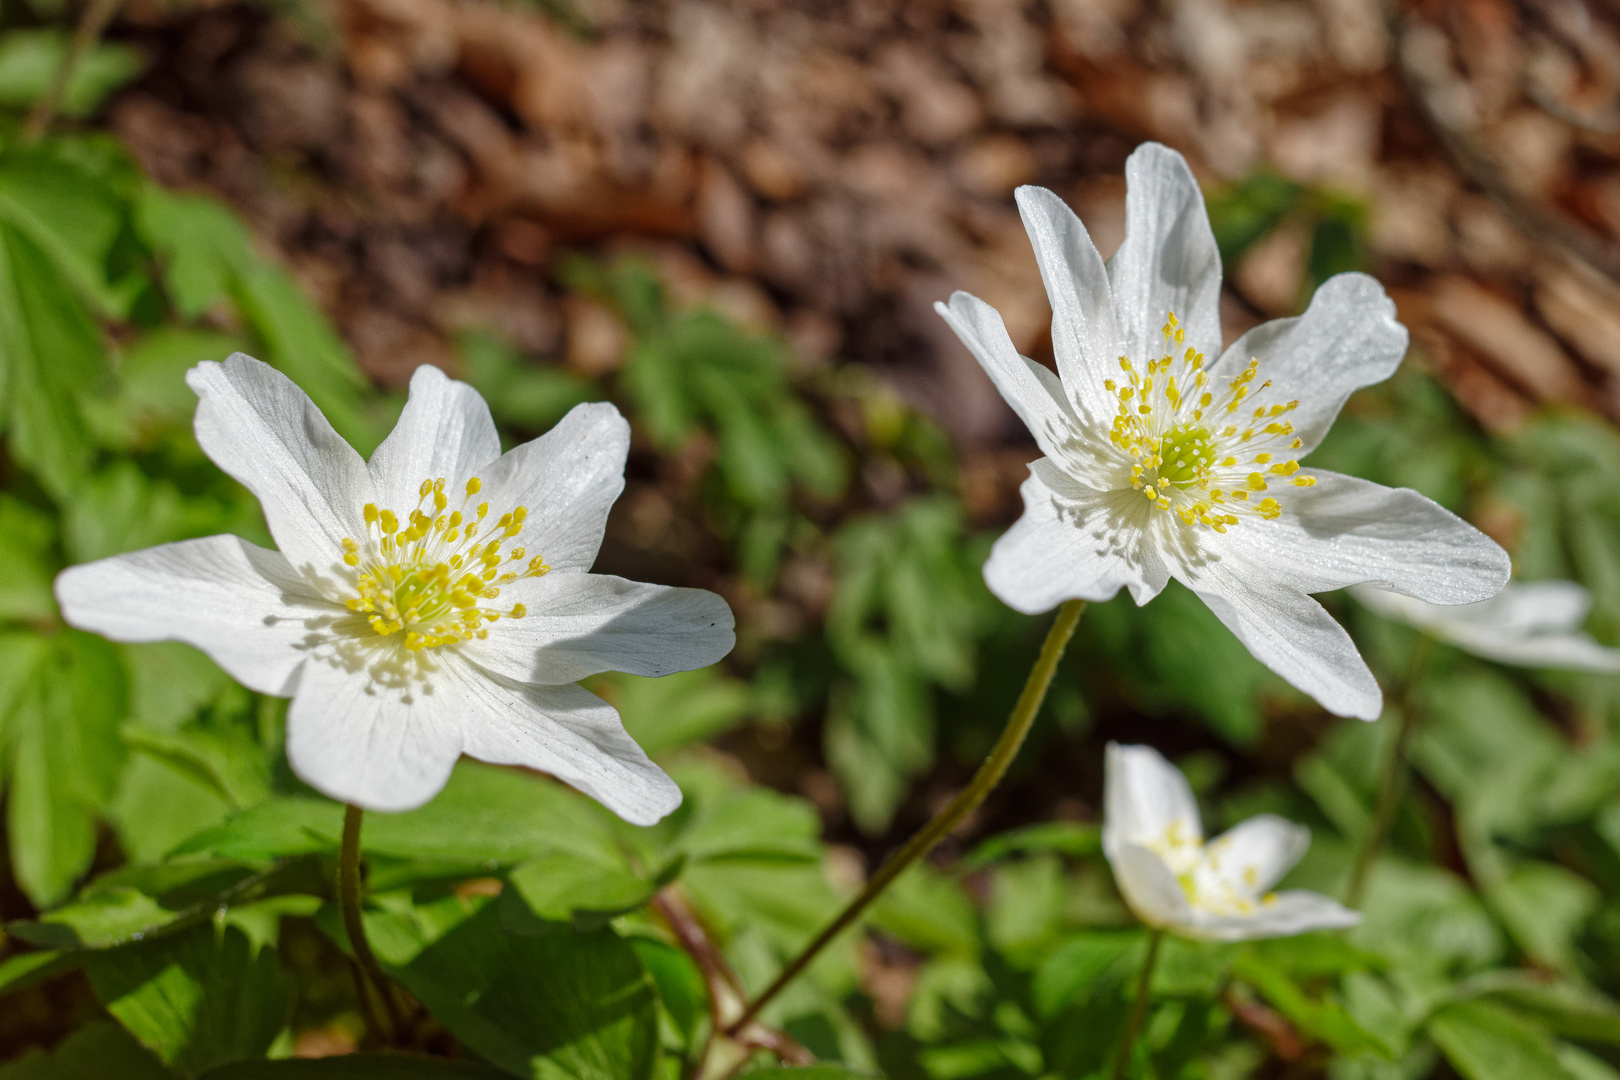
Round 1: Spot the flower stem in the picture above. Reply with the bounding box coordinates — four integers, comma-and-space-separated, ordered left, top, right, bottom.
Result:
1345, 634, 1435, 907
725, 599, 1086, 1037
340, 804, 404, 1042
1108, 928, 1164, 1080
23, 0, 125, 141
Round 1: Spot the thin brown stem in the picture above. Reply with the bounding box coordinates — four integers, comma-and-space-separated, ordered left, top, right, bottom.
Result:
24, 0, 126, 141
340, 804, 404, 1042
725, 599, 1086, 1037
1108, 928, 1164, 1080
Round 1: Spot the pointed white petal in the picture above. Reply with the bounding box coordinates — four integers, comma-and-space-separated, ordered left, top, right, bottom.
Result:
1106, 143, 1223, 363
367, 365, 501, 516
477, 402, 629, 574
466, 573, 735, 685
1110, 842, 1194, 930
935, 292, 1117, 487
1211, 273, 1408, 453
1014, 185, 1122, 426
454, 664, 682, 826
1200, 814, 1310, 898
984, 460, 1170, 614
1186, 567, 1383, 720
1351, 583, 1620, 672
1181, 890, 1361, 941
1104, 743, 1203, 857
187, 355, 374, 596
54, 535, 337, 696
1448, 630, 1620, 672
1227, 472, 1510, 605
1465, 580, 1593, 633
284, 654, 465, 813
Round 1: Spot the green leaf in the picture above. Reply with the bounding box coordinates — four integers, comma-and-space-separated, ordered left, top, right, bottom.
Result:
604, 666, 755, 757
0, 217, 106, 497
122, 725, 272, 810
172, 798, 343, 862
629, 935, 707, 1052
7, 631, 128, 907
361, 762, 621, 868
1231, 951, 1384, 1056
85, 924, 292, 1078
507, 852, 661, 929
962, 822, 1101, 869
675, 787, 822, 863
199, 1059, 507, 1079
1428, 999, 1577, 1080
0, 142, 138, 318
0, 497, 57, 621
384, 901, 660, 1080
0, 30, 145, 116
10, 886, 174, 949
0, 948, 77, 998
0, 1021, 173, 1080
1486, 861, 1600, 976
1030, 932, 1139, 1019
456, 330, 598, 431
739, 1069, 876, 1078
868, 864, 979, 959
63, 462, 236, 562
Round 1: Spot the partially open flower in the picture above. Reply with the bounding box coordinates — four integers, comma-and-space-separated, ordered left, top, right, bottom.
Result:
1351, 580, 1620, 672
56, 356, 735, 823
1104, 743, 1358, 941
936, 142, 1510, 720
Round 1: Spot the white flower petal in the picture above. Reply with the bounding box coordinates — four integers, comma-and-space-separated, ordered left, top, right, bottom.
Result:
1106, 143, 1223, 363
187, 355, 374, 596
1351, 582, 1620, 672
935, 292, 1116, 486
1212, 273, 1409, 454
466, 573, 735, 685
478, 402, 629, 574
55, 535, 336, 696
1200, 814, 1309, 898
1187, 569, 1383, 720
1104, 743, 1203, 857
984, 460, 1170, 614
1014, 185, 1122, 426
284, 653, 465, 813
1225, 472, 1510, 605
453, 664, 682, 826
367, 365, 501, 515
1111, 842, 1194, 930
1181, 890, 1361, 942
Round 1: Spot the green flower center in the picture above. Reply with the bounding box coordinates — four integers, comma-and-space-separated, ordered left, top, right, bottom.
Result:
1155, 426, 1212, 488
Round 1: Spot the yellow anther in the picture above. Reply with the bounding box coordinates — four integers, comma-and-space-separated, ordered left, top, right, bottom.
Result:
419, 479, 433, 498
1294, 475, 1316, 487
1258, 497, 1282, 519
380, 510, 399, 534
1255, 453, 1273, 464
364, 504, 379, 525
1247, 474, 1268, 490
510, 604, 527, 619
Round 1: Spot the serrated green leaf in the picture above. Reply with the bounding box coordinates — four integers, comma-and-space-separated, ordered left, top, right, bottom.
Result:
0, 217, 105, 497
0, 1021, 172, 1080
507, 852, 659, 928
383, 901, 659, 1080
1428, 999, 1576, 1080
86, 924, 292, 1078
7, 631, 128, 906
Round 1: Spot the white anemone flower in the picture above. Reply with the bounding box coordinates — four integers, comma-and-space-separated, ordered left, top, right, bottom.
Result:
1350, 581, 1620, 673
1104, 743, 1359, 940
55, 355, 735, 824
935, 142, 1509, 721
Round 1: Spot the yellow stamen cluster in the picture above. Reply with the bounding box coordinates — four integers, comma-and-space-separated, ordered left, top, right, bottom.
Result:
1148, 820, 1277, 918
341, 476, 549, 651
1106, 311, 1315, 532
